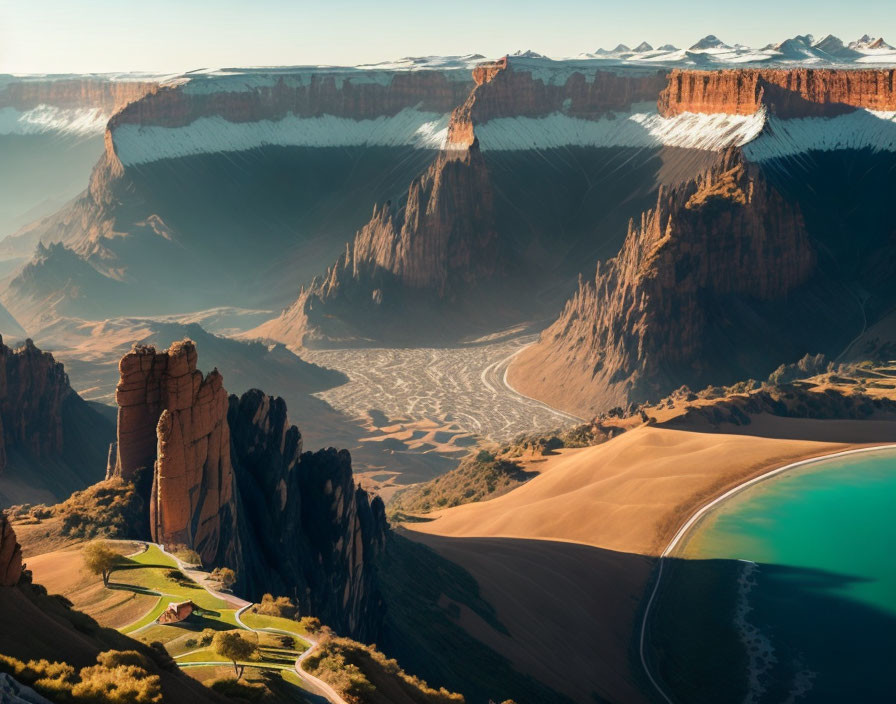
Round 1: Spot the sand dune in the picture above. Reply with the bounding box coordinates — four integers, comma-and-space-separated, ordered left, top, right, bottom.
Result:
405, 419, 883, 555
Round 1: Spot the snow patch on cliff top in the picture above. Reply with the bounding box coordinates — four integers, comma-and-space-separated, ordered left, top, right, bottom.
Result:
0, 105, 108, 136
112, 108, 450, 165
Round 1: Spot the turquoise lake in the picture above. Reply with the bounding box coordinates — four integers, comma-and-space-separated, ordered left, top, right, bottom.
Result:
670, 447, 896, 702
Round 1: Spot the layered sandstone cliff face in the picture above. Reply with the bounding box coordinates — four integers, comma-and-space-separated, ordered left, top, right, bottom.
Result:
659, 68, 896, 117
0, 514, 23, 586
448, 57, 667, 146
111, 341, 238, 566
109, 340, 386, 639
0, 78, 157, 113
108, 72, 471, 131
252, 140, 501, 347
509, 150, 818, 417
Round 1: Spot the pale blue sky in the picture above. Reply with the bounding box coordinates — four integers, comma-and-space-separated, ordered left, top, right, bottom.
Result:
2, 0, 894, 74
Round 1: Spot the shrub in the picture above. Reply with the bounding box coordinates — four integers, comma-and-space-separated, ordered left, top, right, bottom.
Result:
253, 593, 297, 619
299, 616, 321, 633
210, 566, 237, 588
168, 544, 202, 565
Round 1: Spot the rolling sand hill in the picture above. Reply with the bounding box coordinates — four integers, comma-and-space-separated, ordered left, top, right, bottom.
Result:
402, 415, 895, 702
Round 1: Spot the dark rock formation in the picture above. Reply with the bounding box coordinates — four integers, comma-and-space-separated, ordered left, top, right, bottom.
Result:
0, 513, 23, 586
229, 390, 386, 641
0, 337, 113, 505
108, 340, 387, 639
509, 149, 820, 416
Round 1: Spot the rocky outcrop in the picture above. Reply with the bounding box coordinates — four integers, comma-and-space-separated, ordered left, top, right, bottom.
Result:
509, 149, 817, 416
0, 338, 68, 472
0, 514, 23, 586
251, 140, 501, 347
448, 57, 667, 146
110, 341, 238, 566
659, 68, 896, 117
0, 337, 114, 505
229, 390, 386, 641
109, 340, 387, 639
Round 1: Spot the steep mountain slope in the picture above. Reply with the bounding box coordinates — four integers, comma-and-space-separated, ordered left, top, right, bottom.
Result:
107, 339, 387, 640
0, 337, 114, 506
508, 149, 865, 416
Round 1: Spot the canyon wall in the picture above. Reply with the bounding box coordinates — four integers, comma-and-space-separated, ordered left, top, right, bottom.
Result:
449, 57, 667, 145
660, 68, 896, 117
509, 149, 817, 416
0, 78, 157, 112
110, 72, 472, 129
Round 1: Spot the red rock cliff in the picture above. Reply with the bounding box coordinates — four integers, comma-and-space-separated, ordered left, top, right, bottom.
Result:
449, 57, 668, 146
509, 149, 816, 416
112, 340, 237, 564
109, 72, 473, 130
0, 78, 157, 112
659, 68, 896, 117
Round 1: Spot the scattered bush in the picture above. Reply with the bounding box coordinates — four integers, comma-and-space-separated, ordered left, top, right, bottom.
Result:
0, 650, 161, 703
168, 544, 202, 565
253, 593, 296, 619
210, 566, 237, 588
303, 636, 463, 704
299, 616, 321, 633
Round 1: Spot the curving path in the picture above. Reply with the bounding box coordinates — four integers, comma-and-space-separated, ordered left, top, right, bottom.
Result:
110, 540, 347, 704
638, 444, 896, 704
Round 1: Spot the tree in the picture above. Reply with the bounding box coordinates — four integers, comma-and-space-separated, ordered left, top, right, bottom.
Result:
82, 541, 121, 587
212, 631, 257, 680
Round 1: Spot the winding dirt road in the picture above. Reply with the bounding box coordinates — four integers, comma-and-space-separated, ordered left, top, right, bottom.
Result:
113, 540, 347, 704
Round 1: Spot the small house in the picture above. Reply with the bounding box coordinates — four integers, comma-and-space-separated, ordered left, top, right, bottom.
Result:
158, 600, 195, 624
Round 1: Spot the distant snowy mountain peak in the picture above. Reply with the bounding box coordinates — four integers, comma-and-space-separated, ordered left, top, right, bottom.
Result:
633, 42, 653, 52
689, 35, 730, 51
509, 49, 546, 58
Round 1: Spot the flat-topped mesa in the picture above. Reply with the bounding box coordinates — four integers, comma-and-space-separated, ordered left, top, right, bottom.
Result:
0, 514, 23, 587
448, 56, 668, 146
109, 71, 472, 130
0, 77, 157, 113
660, 68, 896, 117
112, 339, 237, 564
